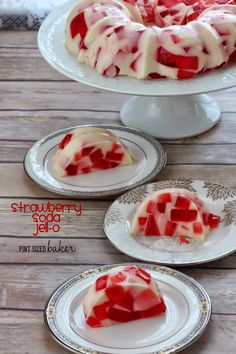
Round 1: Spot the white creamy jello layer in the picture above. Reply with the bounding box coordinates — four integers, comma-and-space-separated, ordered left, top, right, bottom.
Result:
53, 127, 136, 176
131, 188, 221, 242
82, 265, 166, 327
65, 0, 236, 80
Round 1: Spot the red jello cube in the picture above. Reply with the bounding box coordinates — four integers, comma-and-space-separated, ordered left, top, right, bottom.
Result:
82, 146, 95, 156
124, 265, 151, 283
108, 307, 139, 322
111, 271, 126, 283
124, 265, 139, 274
105, 285, 126, 303
175, 195, 191, 209
136, 268, 151, 284
93, 158, 110, 170
138, 217, 147, 226
202, 212, 209, 225
164, 220, 177, 236
59, 133, 72, 150
208, 214, 220, 229
158, 193, 171, 203
65, 163, 78, 176
141, 300, 166, 318
178, 70, 195, 79
95, 274, 108, 291
81, 166, 91, 174
171, 209, 197, 222
110, 162, 119, 168
70, 11, 87, 39
86, 316, 101, 328
90, 148, 104, 163
145, 215, 161, 236
118, 291, 134, 311
157, 203, 166, 213
157, 47, 198, 71
193, 222, 203, 234
147, 200, 155, 213
106, 151, 124, 161
111, 143, 121, 152
93, 303, 108, 321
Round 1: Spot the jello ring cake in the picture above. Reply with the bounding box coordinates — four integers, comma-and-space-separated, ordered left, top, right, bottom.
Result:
82, 265, 166, 327
65, 0, 236, 79
53, 127, 137, 176
131, 188, 221, 242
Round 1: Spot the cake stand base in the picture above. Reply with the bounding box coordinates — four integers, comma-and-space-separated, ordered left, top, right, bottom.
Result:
120, 94, 220, 139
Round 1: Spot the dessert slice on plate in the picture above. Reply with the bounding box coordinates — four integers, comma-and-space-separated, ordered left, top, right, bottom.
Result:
131, 188, 220, 242
53, 127, 137, 176
82, 265, 166, 327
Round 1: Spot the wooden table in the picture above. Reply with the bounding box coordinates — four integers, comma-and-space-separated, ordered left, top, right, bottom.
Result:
0, 30, 235, 354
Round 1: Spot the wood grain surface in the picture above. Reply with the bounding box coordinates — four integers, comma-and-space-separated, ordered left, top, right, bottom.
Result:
0, 31, 235, 354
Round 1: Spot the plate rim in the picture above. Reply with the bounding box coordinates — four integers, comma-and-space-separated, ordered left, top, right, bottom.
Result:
37, 0, 236, 97
23, 124, 167, 198
103, 179, 236, 265
44, 262, 212, 354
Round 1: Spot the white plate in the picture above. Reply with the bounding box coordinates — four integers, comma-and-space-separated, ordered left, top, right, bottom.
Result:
38, 0, 236, 96
45, 263, 211, 354
24, 124, 166, 198
103, 179, 236, 265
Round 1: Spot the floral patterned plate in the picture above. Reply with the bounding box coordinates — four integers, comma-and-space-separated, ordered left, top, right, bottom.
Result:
45, 263, 211, 354
24, 124, 166, 198
103, 179, 236, 265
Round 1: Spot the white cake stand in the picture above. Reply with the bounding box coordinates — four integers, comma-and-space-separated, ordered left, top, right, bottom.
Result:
38, 0, 236, 139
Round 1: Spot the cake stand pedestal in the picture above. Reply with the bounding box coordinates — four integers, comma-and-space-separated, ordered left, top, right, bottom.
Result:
120, 94, 220, 139
37, 0, 236, 140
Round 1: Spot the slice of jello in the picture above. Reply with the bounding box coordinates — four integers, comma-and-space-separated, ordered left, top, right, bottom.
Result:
82, 265, 166, 328
131, 188, 220, 242
53, 127, 137, 176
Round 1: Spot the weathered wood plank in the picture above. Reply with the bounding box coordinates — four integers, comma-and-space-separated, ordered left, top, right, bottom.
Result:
0, 82, 127, 111
0, 311, 235, 354
0, 31, 37, 48
1, 111, 236, 144
0, 110, 120, 142
0, 82, 235, 112
0, 111, 236, 144
0, 265, 235, 313
0, 48, 66, 80
0, 164, 235, 198
1, 140, 236, 164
